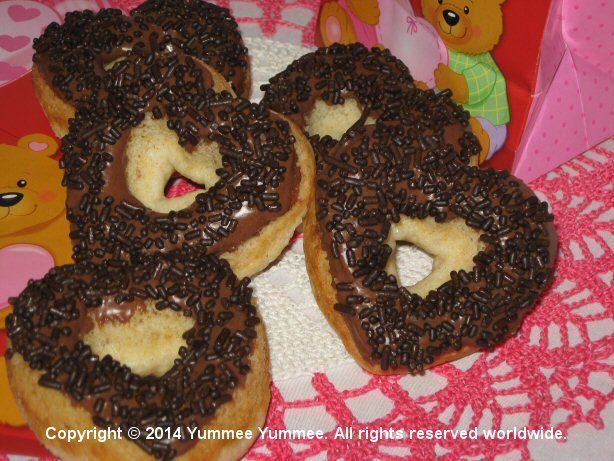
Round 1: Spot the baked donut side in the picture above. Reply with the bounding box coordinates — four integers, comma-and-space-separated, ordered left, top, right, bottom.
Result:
6, 252, 270, 460
221, 115, 315, 278
304, 196, 377, 372
304, 123, 557, 374
31, 65, 76, 138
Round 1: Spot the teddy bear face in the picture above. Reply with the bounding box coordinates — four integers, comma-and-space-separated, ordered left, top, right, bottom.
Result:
421, 0, 505, 54
0, 134, 65, 237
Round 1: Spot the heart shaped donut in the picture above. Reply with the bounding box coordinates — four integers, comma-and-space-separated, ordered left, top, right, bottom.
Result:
261, 43, 480, 167
62, 49, 313, 278
33, 0, 249, 137
304, 122, 557, 374
6, 249, 269, 460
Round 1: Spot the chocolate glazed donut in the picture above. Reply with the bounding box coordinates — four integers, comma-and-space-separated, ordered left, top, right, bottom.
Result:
6, 250, 270, 460
33, 0, 249, 137
261, 43, 480, 166
304, 122, 557, 374
62, 49, 314, 278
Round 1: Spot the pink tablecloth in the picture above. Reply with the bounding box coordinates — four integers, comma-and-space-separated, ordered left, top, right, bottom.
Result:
1, 1, 612, 460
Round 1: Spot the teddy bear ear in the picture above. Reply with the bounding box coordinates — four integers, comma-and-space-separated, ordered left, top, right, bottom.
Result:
16, 133, 59, 158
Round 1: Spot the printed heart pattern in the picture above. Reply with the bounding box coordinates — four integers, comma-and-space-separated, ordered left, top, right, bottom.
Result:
0, 1, 100, 88
7, 5, 41, 23
0, 35, 30, 52
0, 62, 28, 82
0, 244, 55, 308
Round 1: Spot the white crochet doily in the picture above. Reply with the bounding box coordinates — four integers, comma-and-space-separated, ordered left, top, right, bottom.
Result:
245, 37, 434, 381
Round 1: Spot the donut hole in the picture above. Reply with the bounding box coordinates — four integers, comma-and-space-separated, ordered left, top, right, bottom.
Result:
305, 98, 375, 140
385, 216, 484, 298
125, 113, 223, 213
83, 302, 194, 377
393, 241, 434, 288
164, 173, 206, 198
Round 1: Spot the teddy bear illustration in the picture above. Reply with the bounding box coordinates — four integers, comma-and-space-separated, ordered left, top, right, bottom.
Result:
319, 0, 381, 47
0, 132, 72, 426
421, 0, 510, 163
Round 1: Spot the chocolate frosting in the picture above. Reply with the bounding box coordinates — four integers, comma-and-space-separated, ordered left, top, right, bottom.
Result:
33, 0, 250, 100
6, 250, 260, 459
312, 122, 557, 372
61, 50, 300, 265
261, 42, 479, 161
261, 43, 415, 126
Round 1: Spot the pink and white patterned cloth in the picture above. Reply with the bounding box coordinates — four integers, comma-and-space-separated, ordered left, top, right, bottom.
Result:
1, 1, 613, 460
